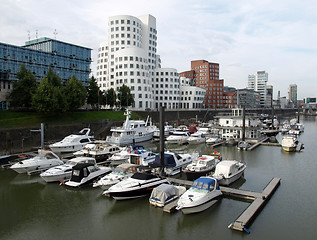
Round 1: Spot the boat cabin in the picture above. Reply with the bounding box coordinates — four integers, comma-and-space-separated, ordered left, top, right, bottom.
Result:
190, 177, 220, 192
70, 162, 101, 183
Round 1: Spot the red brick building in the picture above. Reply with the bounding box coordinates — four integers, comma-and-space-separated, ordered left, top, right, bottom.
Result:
179, 60, 223, 108
223, 91, 237, 108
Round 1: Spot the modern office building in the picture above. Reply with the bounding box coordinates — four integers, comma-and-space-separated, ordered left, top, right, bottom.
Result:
248, 71, 268, 106
179, 60, 223, 108
237, 88, 261, 108
0, 37, 92, 110
288, 84, 297, 106
97, 14, 160, 110
179, 76, 206, 109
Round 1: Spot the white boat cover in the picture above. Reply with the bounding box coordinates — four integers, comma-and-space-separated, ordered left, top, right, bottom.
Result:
150, 184, 184, 205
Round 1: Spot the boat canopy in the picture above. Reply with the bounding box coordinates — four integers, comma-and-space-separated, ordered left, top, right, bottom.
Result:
191, 177, 219, 191
70, 163, 95, 182
149, 153, 177, 168
150, 184, 181, 204
131, 172, 158, 180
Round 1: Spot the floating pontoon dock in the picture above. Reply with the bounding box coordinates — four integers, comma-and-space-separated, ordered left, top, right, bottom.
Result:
167, 177, 281, 232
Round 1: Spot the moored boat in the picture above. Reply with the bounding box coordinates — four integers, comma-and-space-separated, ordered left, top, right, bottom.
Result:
213, 160, 246, 185
281, 135, 297, 152
149, 183, 186, 207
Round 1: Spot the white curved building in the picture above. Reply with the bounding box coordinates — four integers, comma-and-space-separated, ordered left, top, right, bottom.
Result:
97, 14, 159, 110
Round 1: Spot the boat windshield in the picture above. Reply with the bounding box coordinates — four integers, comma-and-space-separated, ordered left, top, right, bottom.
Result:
190, 179, 215, 192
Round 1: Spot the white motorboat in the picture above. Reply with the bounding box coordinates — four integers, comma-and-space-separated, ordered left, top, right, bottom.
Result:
73, 141, 121, 162
176, 177, 222, 214
166, 130, 190, 145
153, 125, 174, 138
49, 128, 94, 153
281, 136, 297, 152
237, 141, 251, 151
187, 132, 206, 145
149, 184, 186, 207
93, 163, 138, 190
64, 162, 111, 187
103, 172, 168, 200
106, 109, 155, 146
10, 150, 63, 174
150, 151, 197, 176
206, 135, 223, 145
107, 145, 145, 165
213, 160, 246, 185
183, 155, 220, 181
40, 157, 96, 183
128, 148, 156, 166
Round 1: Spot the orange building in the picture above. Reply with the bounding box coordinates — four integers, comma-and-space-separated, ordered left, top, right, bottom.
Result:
179, 60, 223, 108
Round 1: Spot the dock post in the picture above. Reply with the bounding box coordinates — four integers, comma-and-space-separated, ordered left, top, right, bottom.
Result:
159, 106, 165, 176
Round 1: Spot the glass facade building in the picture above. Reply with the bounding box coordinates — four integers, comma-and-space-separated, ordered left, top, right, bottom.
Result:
0, 37, 92, 110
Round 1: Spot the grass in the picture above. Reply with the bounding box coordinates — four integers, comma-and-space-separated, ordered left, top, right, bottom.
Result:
0, 110, 139, 129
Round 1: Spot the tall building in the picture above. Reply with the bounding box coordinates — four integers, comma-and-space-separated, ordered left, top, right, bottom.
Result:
0, 37, 92, 110
248, 71, 268, 106
97, 14, 160, 110
179, 60, 223, 108
288, 84, 297, 106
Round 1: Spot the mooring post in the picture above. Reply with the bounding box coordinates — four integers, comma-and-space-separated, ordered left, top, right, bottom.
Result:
159, 106, 165, 176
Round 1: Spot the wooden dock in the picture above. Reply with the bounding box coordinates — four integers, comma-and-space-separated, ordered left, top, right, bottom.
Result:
247, 137, 269, 151
209, 141, 225, 148
167, 177, 281, 233
296, 142, 304, 152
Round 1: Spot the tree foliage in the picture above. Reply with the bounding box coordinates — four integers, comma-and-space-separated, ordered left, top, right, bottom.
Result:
32, 69, 66, 113
117, 84, 134, 108
7, 64, 37, 110
102, 88, 116, 108
86, 76, 99, 109
64, 76, 87, 111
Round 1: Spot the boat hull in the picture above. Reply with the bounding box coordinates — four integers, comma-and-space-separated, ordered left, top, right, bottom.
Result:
184, 169, 213, 181
180, 195, 222, 214
219, 170, 244, 185
40, 173, 71, 183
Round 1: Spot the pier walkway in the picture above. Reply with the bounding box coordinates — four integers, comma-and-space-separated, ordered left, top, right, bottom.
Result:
247, 137, 269, 151
167, 177, 281, 232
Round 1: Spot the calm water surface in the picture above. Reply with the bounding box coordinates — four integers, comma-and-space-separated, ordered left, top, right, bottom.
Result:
1, 116, 317, 240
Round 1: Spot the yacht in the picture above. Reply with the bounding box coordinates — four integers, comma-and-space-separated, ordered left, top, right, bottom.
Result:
153, 125, 174, 138
166, 130, 190, 145
237, 141, 251, 151
49, 128, 94, 153
107, 145, 145, 165
176, 177, 222, 214
206, 135, 223, 145
73, 141, 121, 162
64, 161, 111, 187
93, 163, 137, 190
281, 135, 297, 152
10, 150, 63, 174
128, 148, 156, 166
40, 157, 96, 183
183, 155, 220, 181
213, 160, 246, 185
187, 132, 206, 145
149, 184, 186, 207
150, 151, 197, 176
106, 110, 155, 146
103, 172, 168, 200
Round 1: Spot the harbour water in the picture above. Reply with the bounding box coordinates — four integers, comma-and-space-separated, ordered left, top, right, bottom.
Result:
1, 116, 317, 240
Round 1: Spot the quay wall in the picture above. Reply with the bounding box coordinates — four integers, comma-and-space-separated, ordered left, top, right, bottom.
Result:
0, 108, 297, 154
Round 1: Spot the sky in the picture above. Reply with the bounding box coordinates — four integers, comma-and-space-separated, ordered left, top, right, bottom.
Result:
1, 0, 317, 99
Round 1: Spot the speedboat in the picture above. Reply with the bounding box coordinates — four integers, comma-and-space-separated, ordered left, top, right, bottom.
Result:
103, 172, 168, 200
40, 157, 96, 183
237, 141, 251, 151
106, 110, 155, 146
73, 141, 121, 162
153, 125, 174, 138
187, 132, 206, 145
128, 148, 156, 166
176, 177, 222, 214
183, 155, 220, 181
206, 135, 223, 145
281, 135, 297, 152
64, 161, 111, 187
213, 160, 246, 185
49, 128, 94, 153
10, 150, 63, 174
108, 145, 145, 165
149, 183, 186, 207
166, 130, 190, 145
150, 151, 197, 176
93, 163, 138, 190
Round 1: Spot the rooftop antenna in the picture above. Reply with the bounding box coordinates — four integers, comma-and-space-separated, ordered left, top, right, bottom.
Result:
27, 30, 31, 41
53, 29, 58, 40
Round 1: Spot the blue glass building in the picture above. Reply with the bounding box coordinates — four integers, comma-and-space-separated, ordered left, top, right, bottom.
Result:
0, 37, 92, 110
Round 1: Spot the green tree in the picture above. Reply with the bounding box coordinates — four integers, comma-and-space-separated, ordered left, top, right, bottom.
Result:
32, 69, 66, 113
117, 84, 134, 108
103, 88, 116, 108
87, 76, 100, 109
7, 64, 37, 110
64, 76, 87, 111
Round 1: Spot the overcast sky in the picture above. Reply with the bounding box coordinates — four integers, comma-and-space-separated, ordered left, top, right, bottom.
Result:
1, 0, 316, 99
